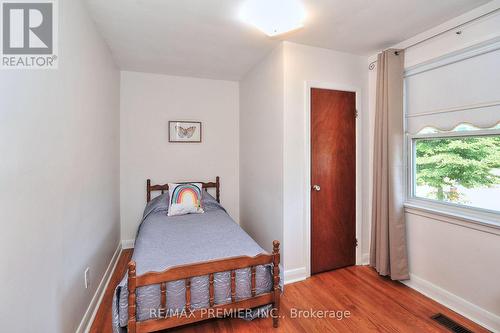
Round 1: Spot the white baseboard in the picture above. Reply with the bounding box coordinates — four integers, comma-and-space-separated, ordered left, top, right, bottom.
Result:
121, 239, 135, 249
403, 273, 500, 333
361, 253, 370, 265
284, 267, 307, 284
75, 243, 122, 333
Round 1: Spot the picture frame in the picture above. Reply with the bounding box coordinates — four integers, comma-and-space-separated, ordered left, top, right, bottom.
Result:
168, 121, 202, 143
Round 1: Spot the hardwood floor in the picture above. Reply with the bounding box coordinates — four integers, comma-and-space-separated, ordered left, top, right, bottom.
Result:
91, 249, 489, 333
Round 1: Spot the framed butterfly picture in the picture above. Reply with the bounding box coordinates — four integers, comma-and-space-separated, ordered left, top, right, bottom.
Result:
168, 121, 202, 143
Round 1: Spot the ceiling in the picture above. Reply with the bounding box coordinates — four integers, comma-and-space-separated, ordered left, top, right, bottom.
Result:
85, 0, 491, 80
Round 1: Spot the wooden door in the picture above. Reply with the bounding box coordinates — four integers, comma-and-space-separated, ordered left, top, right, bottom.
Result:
311, 88, 356, 274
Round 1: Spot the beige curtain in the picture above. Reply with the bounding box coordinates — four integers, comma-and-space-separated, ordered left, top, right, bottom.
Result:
370, 49, 409, 280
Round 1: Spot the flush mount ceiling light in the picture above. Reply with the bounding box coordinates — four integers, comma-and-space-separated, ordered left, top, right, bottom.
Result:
240, 0, 306, 37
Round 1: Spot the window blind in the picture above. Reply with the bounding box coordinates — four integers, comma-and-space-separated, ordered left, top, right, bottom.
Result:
405, 43, 500, 134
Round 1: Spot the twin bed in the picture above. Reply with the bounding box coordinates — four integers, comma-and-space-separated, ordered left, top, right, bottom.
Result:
113, 177, 280, 333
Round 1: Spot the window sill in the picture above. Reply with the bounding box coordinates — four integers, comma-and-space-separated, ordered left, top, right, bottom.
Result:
404, 199, 500, 236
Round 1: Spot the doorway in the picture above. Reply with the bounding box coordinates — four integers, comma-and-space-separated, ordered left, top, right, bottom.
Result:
310, 88, 356, 274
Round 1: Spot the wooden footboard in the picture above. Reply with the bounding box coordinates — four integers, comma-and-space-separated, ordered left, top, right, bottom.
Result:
127, 240, 281, 332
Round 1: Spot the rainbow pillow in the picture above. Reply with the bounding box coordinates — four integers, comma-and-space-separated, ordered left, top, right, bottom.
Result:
167, 183, 204, 216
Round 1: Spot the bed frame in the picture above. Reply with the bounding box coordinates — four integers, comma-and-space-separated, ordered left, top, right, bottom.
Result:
146, 177, 221, 203
127, 177, 281, 333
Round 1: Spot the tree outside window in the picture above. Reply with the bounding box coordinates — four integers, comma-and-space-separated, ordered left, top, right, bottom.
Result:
415, 135, 500, 210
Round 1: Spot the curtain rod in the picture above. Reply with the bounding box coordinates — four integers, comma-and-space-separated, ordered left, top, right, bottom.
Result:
368, 7, 500, 70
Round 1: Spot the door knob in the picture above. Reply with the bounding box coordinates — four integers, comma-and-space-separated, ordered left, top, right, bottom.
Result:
312, 185, 321, 191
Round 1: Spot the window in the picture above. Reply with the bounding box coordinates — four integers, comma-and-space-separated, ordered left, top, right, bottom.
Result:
410, 126, 500, 213
404, 40, 500, 224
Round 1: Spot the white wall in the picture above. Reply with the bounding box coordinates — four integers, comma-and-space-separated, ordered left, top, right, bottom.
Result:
120, 71, 239, 241
239, 42, 369, 282
0, 0, 120, 331
367, 2, 500, 331
282, 42, 369, 282
239, 45, 285, 254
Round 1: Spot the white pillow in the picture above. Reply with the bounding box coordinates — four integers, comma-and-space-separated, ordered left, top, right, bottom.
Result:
167, 183, 204, 216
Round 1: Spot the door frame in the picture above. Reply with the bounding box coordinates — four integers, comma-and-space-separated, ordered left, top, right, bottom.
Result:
304, 81, 363, 278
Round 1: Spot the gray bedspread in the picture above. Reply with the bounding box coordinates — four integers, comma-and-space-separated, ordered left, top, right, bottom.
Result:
112, 194, 273, 332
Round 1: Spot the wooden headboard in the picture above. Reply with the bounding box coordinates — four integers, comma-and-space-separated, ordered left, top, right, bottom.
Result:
146, 176, 220, 203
